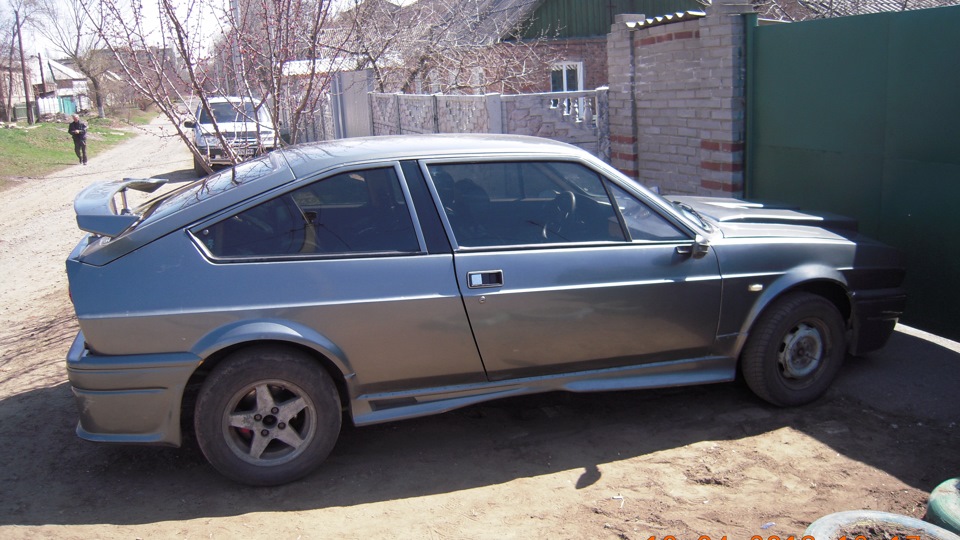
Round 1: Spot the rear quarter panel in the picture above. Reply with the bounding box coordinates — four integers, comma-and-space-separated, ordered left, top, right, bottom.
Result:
69, 230, 485, 394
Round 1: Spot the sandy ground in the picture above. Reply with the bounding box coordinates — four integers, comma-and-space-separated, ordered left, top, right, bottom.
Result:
1, 118, 958, 539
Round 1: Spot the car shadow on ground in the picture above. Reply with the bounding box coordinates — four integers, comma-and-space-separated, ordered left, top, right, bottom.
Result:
0, 330, 957, 527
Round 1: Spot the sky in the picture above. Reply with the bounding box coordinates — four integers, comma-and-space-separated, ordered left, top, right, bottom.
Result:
18, 0, 410, 61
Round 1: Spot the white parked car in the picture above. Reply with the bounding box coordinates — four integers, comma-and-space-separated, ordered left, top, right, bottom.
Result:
184, 96, 278, 175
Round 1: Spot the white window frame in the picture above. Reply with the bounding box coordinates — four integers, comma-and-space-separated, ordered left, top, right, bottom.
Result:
550, 61, 585, 92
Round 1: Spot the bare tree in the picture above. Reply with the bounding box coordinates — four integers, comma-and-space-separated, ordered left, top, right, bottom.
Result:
1, 0, 36, 122
332, 0, 556, 95
214, 0, 338, 144
32, 0, 109, 116
82, 0, 341, 173
0, 4, 16, 120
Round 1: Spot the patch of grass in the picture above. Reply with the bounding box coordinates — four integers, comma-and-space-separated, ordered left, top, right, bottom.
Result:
0, 109, 156, 183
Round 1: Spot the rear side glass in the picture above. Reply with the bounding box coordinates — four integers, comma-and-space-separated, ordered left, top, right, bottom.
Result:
197, 167, 420, 258
140, 156, 277, 227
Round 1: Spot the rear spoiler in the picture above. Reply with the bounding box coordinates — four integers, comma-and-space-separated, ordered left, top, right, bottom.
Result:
74, 178, 169, 237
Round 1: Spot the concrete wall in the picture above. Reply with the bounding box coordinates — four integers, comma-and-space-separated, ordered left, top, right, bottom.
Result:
370, 90, 609, 160
607, 2, 751, 196
360, 1, 751, 194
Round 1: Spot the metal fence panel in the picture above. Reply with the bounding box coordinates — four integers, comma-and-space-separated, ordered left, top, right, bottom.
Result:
746, 6, 960, 339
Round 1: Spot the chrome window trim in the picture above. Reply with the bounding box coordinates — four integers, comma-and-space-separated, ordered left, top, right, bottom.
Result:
418, 155, 698, 251
188, 161, 430, 263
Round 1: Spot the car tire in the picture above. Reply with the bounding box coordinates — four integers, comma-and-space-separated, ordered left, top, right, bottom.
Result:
741, 292, 846, 406
194, 346, 341, 486
194, 155, 207, 177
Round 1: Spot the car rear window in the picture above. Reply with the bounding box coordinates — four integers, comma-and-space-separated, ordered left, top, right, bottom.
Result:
137, 155, 277, 227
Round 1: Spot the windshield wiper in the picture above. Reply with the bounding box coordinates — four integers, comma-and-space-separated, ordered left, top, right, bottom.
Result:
673, 201, 711, 230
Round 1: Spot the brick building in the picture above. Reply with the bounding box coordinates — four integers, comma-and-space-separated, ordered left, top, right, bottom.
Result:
478, 0, 705, 93
607, 3, 752, 197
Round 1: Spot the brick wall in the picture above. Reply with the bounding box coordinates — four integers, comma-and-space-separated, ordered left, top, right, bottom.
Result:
363, 1, 752, 196
607, 1, 752, 197
524, 38, 609, 93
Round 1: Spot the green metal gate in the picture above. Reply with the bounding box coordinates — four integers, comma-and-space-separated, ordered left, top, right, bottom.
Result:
59, 97, 76, 115
745, 6, 960, 340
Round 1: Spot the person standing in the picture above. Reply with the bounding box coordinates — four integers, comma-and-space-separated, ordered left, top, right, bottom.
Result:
68, 114, 88, 165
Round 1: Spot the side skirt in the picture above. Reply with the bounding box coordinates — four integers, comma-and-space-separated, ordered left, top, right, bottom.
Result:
350, 356, 737, 426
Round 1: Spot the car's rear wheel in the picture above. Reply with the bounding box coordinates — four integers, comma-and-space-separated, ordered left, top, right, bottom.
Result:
741, 292, 846, 406
194, 346, 341, 486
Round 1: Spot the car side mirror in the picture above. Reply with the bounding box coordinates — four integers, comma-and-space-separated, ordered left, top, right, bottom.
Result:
183, 120, 195, 128
676, 234, 710, 258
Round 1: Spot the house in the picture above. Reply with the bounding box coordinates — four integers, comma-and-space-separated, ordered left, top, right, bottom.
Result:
34, 58, 90, 115
755, 0, 960, 21
0, 63, 29, 121
331, 0, 702, 94
498, 0, 704, 92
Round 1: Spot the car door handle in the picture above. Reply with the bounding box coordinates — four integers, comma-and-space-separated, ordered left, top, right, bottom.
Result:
467, 270, 504, 289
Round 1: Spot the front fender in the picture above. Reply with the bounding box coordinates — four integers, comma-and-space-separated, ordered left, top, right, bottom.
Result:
729, 264, 850, 358
190, 319, 353, 378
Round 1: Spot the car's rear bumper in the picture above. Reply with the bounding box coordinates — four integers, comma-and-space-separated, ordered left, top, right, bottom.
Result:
850, 287, 907, 356
66, 332, 200, 447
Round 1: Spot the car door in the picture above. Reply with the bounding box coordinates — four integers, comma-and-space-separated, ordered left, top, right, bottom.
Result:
424, 160, 722, 381
189, 163, 485, 394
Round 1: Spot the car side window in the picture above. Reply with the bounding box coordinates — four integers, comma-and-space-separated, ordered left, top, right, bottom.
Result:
196, 167, 419, 258
606, 182, 688, 242
428, 161, 627, 247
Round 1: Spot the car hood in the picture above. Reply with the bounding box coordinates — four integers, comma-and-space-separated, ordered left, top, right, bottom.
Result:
667, 196, 858, 240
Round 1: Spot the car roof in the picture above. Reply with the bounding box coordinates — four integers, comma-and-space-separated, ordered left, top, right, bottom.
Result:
75, 134, 598, 266
276, 134, 588, 178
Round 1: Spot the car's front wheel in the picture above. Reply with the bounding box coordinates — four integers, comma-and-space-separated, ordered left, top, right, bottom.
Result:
193, 155, 208, 177
741, 292, 847, 406
194, 346, 341, 486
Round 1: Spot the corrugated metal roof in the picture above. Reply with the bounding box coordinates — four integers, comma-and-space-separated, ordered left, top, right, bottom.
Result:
623, 9, 707, 28
521, 0, 706, 38
756, 0, 960, 20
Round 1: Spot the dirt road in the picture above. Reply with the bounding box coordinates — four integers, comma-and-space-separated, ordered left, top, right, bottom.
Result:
1, 119, 958, 539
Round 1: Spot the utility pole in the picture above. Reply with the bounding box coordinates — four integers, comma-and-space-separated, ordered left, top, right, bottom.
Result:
15, 10, 34, 124
37, 53, 46, 90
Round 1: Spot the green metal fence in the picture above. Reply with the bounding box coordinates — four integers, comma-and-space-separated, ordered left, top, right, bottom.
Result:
745, 7, 960, 340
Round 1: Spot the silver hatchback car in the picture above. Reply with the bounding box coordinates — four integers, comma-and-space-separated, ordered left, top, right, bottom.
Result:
66, 135, 905, 486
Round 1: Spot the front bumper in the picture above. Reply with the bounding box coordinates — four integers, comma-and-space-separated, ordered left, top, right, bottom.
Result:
198, 144, 274, 166
850, 287, 907, 356
66, 332, 201, 447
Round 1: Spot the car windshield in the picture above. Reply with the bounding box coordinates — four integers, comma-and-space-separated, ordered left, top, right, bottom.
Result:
133, 156, 278, 229
198, 101, 259, 124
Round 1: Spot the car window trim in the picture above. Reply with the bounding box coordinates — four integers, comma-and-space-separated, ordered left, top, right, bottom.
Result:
188, 161, 430, 263
419, 156, 698, 251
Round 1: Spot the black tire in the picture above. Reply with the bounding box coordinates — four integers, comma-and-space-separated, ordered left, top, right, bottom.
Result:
194, 346, 341, 486
741, 292, 847, 406
194, 155, 208, 177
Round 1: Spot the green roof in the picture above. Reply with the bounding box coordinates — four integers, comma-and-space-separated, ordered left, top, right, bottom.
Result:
520, 0, 706, 38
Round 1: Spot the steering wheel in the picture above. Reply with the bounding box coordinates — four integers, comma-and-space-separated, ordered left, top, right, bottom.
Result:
542, 191, 577, 240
